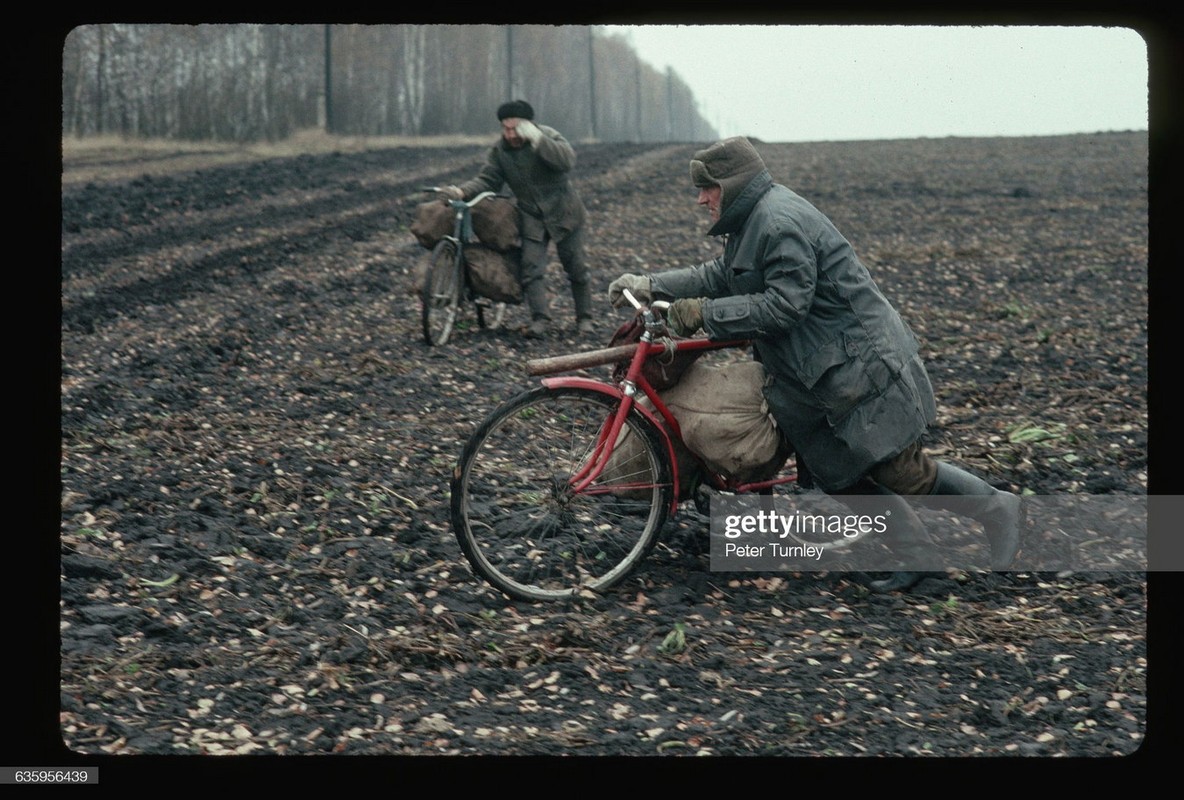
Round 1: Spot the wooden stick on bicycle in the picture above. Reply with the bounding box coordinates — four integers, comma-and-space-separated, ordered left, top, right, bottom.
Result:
525, 344, 639, 376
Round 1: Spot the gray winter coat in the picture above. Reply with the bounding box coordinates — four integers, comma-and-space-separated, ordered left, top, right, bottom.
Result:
650, 169, 937, 490
457, 124, 586, 244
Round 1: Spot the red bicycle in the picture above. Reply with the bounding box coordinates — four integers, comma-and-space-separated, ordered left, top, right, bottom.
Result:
450, 290, 801, 601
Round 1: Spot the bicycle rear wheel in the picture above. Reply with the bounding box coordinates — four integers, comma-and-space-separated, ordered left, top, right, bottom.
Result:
451, 386, 674, 602
422, 240, 461, 345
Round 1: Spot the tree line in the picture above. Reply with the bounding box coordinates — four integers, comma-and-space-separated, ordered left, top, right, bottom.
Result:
62, 24, 718, 144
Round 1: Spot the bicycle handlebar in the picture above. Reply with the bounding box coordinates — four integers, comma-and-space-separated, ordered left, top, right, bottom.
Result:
418, 186, 498, 208
622, 289, 670, 314
525, 292, 747, 377
620, 289, 673, 341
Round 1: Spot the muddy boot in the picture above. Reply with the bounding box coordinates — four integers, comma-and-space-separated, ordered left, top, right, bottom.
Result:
524, 279, 551, 339
836, 480, 942, 593
929, 462, 1023, 570
869, 569, 933, 593
867, 499, 943, 593
571, 280, 594, 334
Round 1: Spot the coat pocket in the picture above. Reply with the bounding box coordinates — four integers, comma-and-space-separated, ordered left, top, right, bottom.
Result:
797, 337, 848, 389
519, 210, 547, 243
803, 336, 895, 425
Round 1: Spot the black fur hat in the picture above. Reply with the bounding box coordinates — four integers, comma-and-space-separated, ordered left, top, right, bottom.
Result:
496, 99, 534, 121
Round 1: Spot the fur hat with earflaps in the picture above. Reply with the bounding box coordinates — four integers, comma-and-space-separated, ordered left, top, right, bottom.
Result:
689, 136, 768, 213
497, 99, 534, 121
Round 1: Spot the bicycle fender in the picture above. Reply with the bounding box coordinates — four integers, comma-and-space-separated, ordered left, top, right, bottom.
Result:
540, 376, 683, 512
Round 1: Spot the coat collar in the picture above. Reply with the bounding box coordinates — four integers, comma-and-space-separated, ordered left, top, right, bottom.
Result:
706, 169, 774, 237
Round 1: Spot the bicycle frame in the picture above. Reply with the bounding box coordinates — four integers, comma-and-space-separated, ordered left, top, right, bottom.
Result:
528, 301, 798, 515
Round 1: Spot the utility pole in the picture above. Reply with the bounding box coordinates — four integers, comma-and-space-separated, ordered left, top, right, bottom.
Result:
666, 67, 674, 142
324, 25, 333, 133
506, 26, 514, 99
587, 27, 597, 140
635, 56, 643, 142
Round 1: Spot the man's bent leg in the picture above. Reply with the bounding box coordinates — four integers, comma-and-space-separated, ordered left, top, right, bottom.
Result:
867, 440, 938, 496
830, 474, 941, 593
927, 463, 1023, 570
872, 443, 1023, 571
858, 443, 944, 592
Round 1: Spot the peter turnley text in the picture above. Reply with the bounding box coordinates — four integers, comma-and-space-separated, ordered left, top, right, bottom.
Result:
722, 509, 889, 540
723, 542, 826, 560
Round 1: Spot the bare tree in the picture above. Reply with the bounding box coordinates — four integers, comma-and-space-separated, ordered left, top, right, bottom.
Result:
61, 24, 716, 143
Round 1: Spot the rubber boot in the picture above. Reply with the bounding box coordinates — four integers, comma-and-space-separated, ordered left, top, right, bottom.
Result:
869, 569, 932, 593
571, 280, 594, 333
524, 279, 551, 338
929, 462, 1022, 570
868, 496, 943, 593
835, 480, 942, 593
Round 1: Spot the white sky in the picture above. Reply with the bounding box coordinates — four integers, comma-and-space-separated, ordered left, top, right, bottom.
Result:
601, 25, 1149, 143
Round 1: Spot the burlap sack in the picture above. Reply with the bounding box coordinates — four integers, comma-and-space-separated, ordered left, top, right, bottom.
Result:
660, 360, 786, 483
600, 403, 700, 500
465, 244, 523, 305
410, 200, 453, 249
470, 197, 521, 252
409, 252, 430, 297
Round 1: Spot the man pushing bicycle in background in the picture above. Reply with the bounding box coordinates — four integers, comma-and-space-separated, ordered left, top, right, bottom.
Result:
443, 100, 594, 340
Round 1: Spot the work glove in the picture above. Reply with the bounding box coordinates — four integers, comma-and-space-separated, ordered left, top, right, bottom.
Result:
667, 298, 704, 337
440, 185, 464, 200
516, 119, 542, 144
608, 274, 653, 308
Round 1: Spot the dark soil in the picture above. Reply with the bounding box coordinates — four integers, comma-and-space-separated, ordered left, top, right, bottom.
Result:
57, 133, 1151, 766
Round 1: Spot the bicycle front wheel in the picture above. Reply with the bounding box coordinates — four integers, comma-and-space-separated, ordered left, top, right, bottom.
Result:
451, 386, 674, 602
422, 240, 461, 346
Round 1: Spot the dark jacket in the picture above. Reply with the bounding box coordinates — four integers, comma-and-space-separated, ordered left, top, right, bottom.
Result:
457, 124, 586, 243
650, 169, 937, 490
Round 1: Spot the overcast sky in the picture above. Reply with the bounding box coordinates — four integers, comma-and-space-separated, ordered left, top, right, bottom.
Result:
601, 25, 1149, 143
